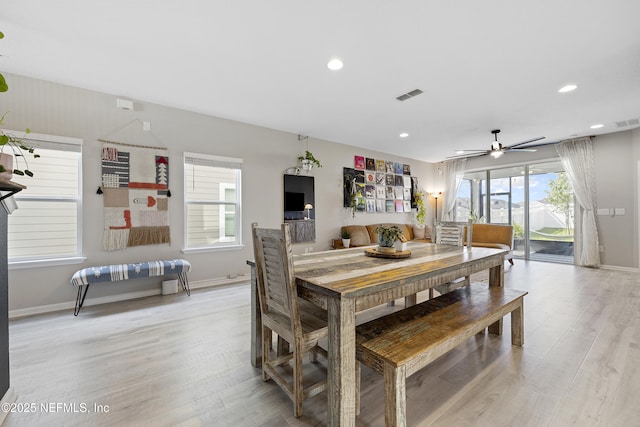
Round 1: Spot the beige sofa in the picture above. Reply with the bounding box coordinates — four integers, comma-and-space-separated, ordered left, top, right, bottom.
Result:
333, 223, 431, 249
335, 222, 514, 264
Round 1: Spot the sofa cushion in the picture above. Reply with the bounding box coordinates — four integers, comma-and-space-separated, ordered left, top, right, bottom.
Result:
341, 225, 371, 247
471, 242, 511, 252
412, 225, 432, 240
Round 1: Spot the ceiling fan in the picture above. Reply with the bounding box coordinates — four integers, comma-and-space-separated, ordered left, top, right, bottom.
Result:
449, 129, 547, 159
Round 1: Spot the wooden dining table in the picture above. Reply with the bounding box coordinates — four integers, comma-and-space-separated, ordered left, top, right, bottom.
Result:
247, 241, 507, 426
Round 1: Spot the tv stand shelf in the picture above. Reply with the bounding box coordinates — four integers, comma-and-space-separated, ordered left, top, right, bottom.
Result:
285, 219, 315, 243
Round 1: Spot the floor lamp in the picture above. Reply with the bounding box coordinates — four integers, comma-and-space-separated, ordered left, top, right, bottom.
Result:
432, 192, 442, 221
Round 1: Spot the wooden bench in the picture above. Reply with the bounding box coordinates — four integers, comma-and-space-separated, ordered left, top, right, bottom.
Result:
71, 259, 191, 316
356, 284, 527, 426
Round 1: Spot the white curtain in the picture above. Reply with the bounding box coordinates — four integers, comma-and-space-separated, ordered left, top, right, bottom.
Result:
555, 137, 600, 267
441, 158, 467, 221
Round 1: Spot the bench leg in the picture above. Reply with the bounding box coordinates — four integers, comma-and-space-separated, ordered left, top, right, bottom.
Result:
404, 294, 417, 307
384, 363, 407, 427
511, 301, 524, 346
178, 272, 191, 296
74, 284, 90, 316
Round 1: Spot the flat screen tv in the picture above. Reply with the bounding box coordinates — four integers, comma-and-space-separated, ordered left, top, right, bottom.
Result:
284, 191, 305, 212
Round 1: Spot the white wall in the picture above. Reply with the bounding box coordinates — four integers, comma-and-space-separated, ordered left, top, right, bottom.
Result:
1, 73, 435, 313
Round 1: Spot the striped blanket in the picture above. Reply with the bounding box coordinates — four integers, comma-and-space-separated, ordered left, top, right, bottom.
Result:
71, 259, 191, 287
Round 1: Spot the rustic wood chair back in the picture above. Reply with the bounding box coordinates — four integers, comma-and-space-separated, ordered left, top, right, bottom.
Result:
251, 223, 328, 417
434, 219, 474, 297
435, 219, 473, 247
252, 222, 301, 337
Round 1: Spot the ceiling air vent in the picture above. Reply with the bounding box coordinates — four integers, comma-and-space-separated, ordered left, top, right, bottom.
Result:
615, 118, 640, 128
396, 89, 423, 102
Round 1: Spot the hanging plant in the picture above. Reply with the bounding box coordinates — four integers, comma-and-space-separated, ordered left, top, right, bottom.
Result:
0, 32, 7, 93
298, 150, 322, 169
0, 115, 39, 178
0, 31, 39, 178
415, 190, 426, 226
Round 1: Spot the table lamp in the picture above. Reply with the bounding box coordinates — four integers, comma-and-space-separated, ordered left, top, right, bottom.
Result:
304, 204, 313, 220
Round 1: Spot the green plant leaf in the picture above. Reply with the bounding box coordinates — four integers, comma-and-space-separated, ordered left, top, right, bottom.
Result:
25, 170, 33, 177
0, 135, 8, 145
0, 74, 7, 93
13, 170, 24, 176
0, 165, 5, 172
34, 154, 40, 158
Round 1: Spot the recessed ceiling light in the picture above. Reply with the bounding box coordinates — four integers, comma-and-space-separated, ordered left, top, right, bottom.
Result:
399, 132, 409, 138
590, 123, 604, 129
327, 58, 343, 71
558, 84, 577, 93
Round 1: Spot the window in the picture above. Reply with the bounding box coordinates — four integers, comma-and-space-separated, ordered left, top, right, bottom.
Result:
183, 152, 242, 251
4, 132, 83, 266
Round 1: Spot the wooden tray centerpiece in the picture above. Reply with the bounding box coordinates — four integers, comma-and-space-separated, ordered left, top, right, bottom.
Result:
364, 247, 412, 259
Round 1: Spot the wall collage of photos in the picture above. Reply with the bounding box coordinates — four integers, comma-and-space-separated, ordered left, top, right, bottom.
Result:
343, 155, 419, 214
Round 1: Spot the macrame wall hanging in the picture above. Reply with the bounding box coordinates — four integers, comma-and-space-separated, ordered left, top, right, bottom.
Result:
98, 120, 171, 251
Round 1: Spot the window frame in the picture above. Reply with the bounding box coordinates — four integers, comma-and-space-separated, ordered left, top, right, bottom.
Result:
2, 130, 85, 269
182, 152, 243, 253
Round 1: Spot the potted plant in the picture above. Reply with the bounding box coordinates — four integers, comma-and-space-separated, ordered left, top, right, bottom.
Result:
375, 225, 403, 253
298, 150, 322, 171
341, 229, 351, 248
0, 113, 38, 179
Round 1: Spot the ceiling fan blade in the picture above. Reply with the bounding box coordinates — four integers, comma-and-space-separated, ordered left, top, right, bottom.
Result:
515, 140, 559, 149
506, 136, 545, 149
446, 151, 488, 159
504, 148, 538, 152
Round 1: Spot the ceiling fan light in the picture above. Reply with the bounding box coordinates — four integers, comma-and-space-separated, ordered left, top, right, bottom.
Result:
491, 151, 503, 159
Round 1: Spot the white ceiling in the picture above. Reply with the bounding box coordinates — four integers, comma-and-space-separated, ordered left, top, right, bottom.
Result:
2, 0, 640, 162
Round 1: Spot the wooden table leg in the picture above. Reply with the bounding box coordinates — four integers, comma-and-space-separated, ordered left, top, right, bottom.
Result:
488, 258, 505, 335
327, 297, 357, 426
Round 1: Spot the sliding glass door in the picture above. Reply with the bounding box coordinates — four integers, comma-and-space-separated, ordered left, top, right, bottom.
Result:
526, 161, 574, 262
456, 160, 574, 263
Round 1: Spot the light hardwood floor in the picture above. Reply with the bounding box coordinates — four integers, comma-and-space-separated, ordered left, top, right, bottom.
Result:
4, 261, 640, 426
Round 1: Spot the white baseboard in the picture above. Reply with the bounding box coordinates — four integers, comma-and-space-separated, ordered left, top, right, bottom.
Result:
8, 275, 251, 319
599, 264, 640, 273
0, 387, 16, 425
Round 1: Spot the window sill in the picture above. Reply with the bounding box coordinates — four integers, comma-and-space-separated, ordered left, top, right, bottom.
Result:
9, 256, 87, 270
182, 244, 245, 254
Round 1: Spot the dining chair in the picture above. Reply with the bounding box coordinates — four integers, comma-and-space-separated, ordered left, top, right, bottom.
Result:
433, 220, 473, 297
251, 222, 328, 417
